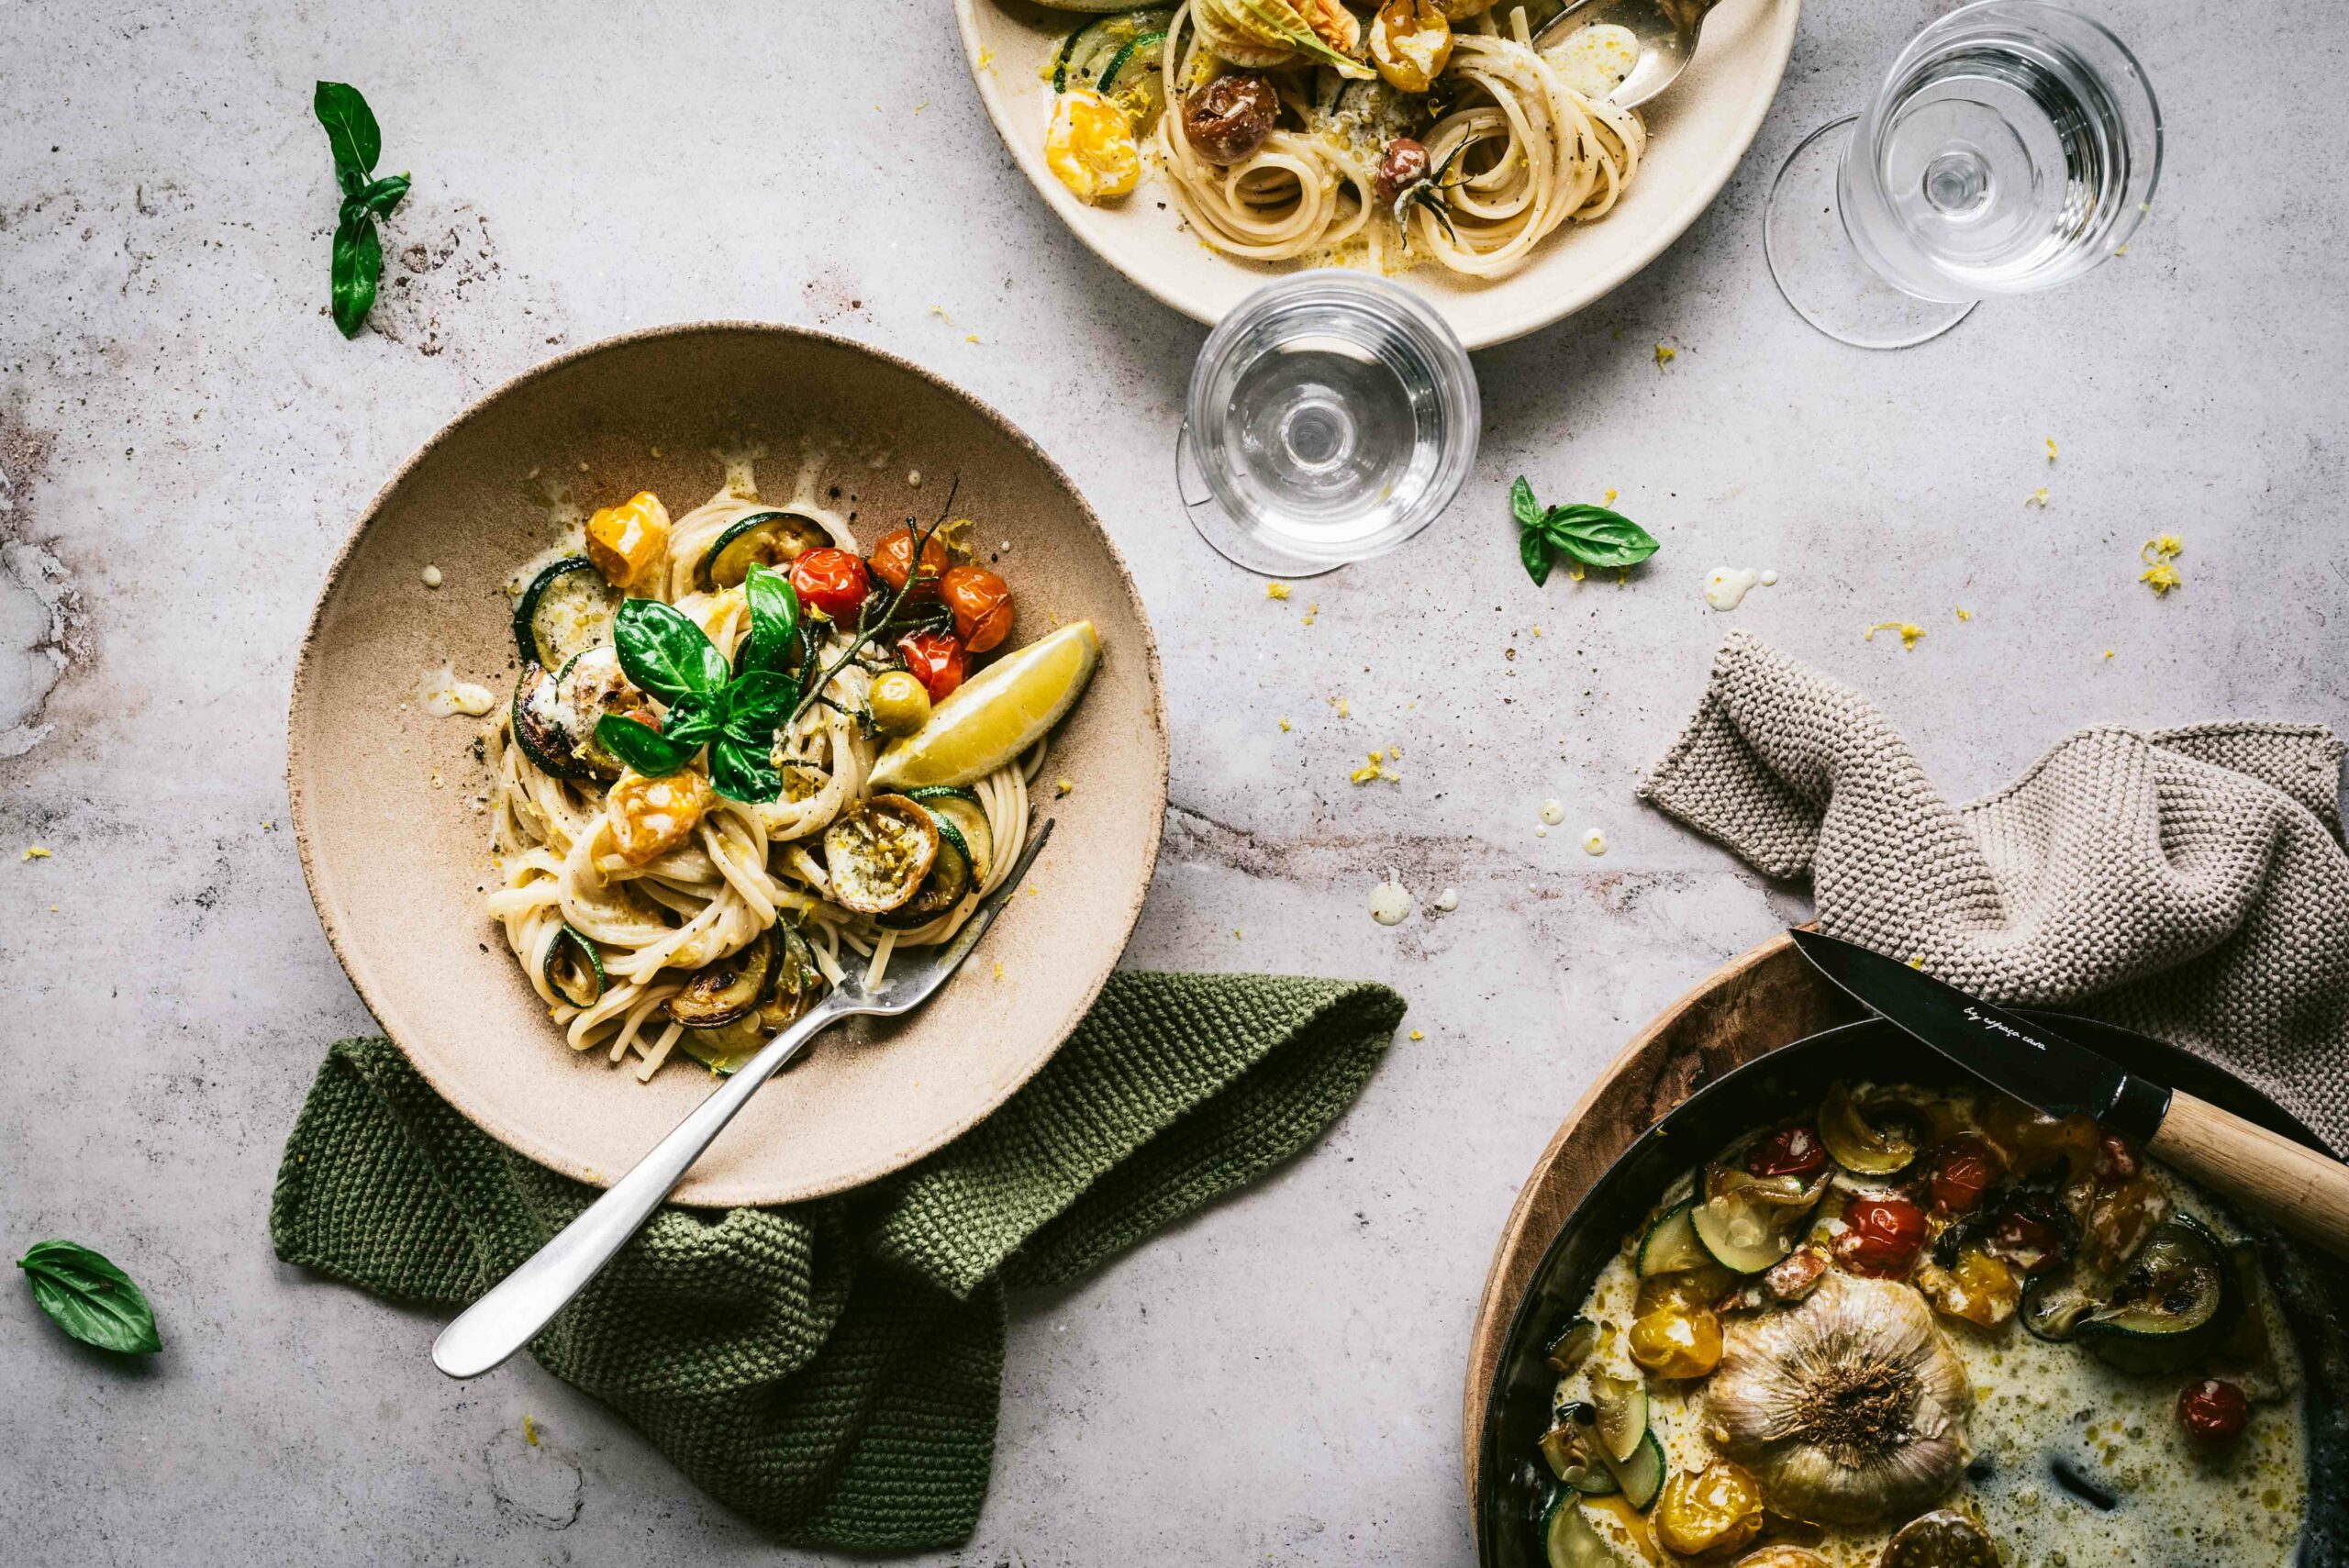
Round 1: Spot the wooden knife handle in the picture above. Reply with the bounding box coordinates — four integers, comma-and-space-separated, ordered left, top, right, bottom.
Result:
2146, 1089, 2349, 1260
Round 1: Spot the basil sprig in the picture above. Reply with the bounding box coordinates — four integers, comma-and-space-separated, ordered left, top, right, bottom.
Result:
596, 565, 801, 802
314, 82, 408, 339
17, 1240, 161, 1355
1511, 476, 1660, 585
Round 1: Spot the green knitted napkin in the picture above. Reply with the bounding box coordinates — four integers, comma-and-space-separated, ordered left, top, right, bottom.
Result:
270, 971, 1401, 1550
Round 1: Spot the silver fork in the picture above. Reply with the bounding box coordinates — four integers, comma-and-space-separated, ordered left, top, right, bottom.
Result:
431, 819, 1055, 1379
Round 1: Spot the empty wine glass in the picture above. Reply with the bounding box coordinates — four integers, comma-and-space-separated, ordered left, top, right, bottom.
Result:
1764, 0, 2161, 349
1177, 272, 1479, 577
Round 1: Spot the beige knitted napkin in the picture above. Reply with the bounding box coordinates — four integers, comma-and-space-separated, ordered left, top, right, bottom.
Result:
1641, 631, 2349, 1151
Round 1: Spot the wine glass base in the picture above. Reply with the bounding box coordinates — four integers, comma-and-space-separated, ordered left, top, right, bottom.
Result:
1174, 419, 1347, 579
1765, 117, 1978, 350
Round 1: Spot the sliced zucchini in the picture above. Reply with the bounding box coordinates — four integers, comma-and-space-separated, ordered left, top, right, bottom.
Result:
875, 811, 974, 930
676, 1011, 765, 1075
696, 509, 833, 591
667, 928, 776, 1029
1539, 1493, 1615, 1568
1587, 1373, 1648, 1464
905, 785, 994, 885
513, 555, 621, 670
1547, 1406, 1620, 1496
1690, 1190, 1799, 1274
541, 922, 604, 1007
1637, 1202, 1710, 1277
1544, 1316, 1600, 1374
1599, 1428, 1665, 1511
1095, 30, 1169, 122
2020, 1269, 2102, 1343
511, 662, 594, 781
2080, 1215, 2226, 1374
555, 647, 651, 779
1818, 1083, 1923, 1176
822, 795, 940, 915
1053, 8, 1174, 94
679, 927, 826, 1073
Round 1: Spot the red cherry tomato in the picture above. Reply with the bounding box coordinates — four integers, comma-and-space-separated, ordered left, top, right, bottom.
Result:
2176, 1379, 2249, 1443
869, 527, 948, 595
938, 564, 1016, 653
1928, 1136, 2005, 1215
896, 629, 966, 702
1981, 1198, 2071, 1274
1745, 1126, 1828, 1180
1833, 1197, 1929, 1279
790, 548, 870, 620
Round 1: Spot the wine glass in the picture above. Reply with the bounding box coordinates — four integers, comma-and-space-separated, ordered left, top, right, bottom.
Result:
1764, 0, 2161, 349
1177, 272, 1479, 577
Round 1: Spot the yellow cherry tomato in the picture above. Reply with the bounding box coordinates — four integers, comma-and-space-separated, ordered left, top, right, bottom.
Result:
1371, 0, 1453, 94
607, 767, 714, 866
1045, 88, 1141, 206
868, 670, 932, 738
1653, 1462, 1765, 1559
1627, 1303, 1723, 1379
584, 491, 671, 590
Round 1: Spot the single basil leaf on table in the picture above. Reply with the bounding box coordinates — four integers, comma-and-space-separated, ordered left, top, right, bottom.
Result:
709, 737, 784, 805
656, 690, 726, 751
1509, 475, 1542, 531
721, 669, 798, 746
312, 81, 383, 191
1519, 526, 1553, 585
739, 565, 800, 674
1542, 505, 1659, 569
612, 598, 730, 702
17, 1240, 161, 1355
340, 172, 409, 225
595, 713, 695, 777
328, 212, 383, 339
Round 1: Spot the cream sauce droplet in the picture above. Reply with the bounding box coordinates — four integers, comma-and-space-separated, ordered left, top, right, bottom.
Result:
1581, 828, 1609, 855
1705, 567, 1762, 611
420, 563, 443, 588
1539, 799, 1566, 826
1368, 876, 1411, 927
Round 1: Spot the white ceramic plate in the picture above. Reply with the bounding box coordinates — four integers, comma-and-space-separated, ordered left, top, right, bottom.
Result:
955, 0, 1801, 350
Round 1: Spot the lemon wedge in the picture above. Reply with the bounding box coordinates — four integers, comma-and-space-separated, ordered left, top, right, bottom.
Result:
867, 621, 1100, 791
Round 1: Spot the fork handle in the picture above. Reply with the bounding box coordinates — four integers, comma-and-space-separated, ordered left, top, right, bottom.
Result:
430, 996, 848, 1378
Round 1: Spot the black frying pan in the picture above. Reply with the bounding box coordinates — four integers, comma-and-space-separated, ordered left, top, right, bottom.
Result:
1474, 1015, 2349, 1567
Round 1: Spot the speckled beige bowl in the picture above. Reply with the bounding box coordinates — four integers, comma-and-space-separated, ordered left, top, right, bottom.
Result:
288, 323, 1167, 1207
955, 0, 1802, 349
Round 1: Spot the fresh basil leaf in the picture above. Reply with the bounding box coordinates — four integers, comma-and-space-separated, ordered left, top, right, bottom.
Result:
658, 690, 725, 751
340, 172, 408, 226
721, 669, 798, 746
1542, 505, 1660, 569
328, 212, 382, 339
740, 565, 800, 675
1509, 475, 1542, 531
708, 736, 783, 804
612, 598, 729, 701
313, 81, 383, 191
595, 713, 694, 777
1519, 526, 1553, 585
17, 1240, 161, 1355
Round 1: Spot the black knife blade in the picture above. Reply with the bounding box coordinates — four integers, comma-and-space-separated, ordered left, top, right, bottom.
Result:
1787, 929, 2172, 1143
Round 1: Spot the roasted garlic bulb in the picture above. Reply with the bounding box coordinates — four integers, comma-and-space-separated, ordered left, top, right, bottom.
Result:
1704, 1273, 1974, 1526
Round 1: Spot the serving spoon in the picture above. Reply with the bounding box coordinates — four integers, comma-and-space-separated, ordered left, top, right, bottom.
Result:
1533, 0, 1725, 109
431, 819, 1054, 1379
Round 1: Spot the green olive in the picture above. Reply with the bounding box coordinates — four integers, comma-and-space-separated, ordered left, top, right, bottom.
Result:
868, 670, 931, 738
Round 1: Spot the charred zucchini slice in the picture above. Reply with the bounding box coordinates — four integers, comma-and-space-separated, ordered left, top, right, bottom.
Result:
668, 929, 776, 1029
822, 795, 940, 915
1587, 1373, 1648, 1465
1637, 1202, 1710, 1277
511, 662, 595, 781
513, 555, 621, 669
875, 807, 976, 930
696, 510, 834, 591
556, 647, 651, 779
2081, 1215, 2226, 1372
1544, 1316, 1600, 1374
1539, 1418, 1621, 1499
2020, 1270, 2103, 1342
1600, 1427, 1665, 1511
1539, 1492, 1614, 1568
678, 927, 828, 1073
1690, 1189, 1801, 1274
1818, 1083, 1923, 1176
542, 922, 604, 1007
904, 785, 994, 887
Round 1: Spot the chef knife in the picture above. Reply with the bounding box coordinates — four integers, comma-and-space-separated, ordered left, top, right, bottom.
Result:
1788, 928, 2349, 1260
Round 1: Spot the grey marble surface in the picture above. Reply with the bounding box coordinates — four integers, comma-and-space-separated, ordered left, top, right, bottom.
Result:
3, 0, 2343, 1562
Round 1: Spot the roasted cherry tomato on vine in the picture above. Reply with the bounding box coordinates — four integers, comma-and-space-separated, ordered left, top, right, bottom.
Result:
896, 629, 967, 703
1927, 1135, 2005, 1214
870, 527, 948, 596
789, 548, 870, 619
2177, 1378, 2249, 1443
1834, 1196, 1929, 1279
1744, 1125, 1828, 1180
938, 564, 1015, 653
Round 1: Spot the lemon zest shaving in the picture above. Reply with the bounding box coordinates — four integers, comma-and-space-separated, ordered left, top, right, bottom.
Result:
1653, 344, 1676, 367
22, 846, 50, 861
1265, 583, 1291, 600
1865, 621, 1926, 650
